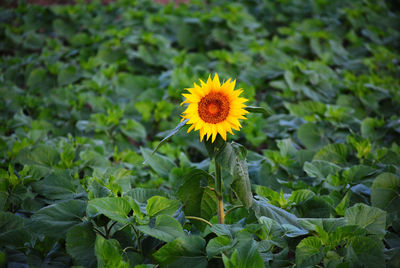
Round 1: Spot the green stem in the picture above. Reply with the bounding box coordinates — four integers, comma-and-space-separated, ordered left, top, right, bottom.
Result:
186, 216, 213, 227
215, 160, 224, 224
225, 205, 244, 217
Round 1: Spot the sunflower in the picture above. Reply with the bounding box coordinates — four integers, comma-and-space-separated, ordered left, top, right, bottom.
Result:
181, 73, 248, 142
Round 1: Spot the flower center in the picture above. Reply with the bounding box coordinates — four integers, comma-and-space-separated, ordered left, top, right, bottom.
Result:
198, 92, 230, 124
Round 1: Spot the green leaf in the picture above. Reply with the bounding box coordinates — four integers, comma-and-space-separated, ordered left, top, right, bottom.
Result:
58, 65, 81, 86
345, 203, 386, 237
16, 144, 60, 167
152, 119, 189, 154
346, 236, 385, 268
297, 123, 326, 150
0, 212, 30, 247
252, 198, 305, 229
31, 171, 78, 200
295, 237, 324, 268
87, 197, 131, 223
222, 239, 264, 268
125, 188, 168, 203
245, 106, 273, 116
153, 236, 207, 268
342, 165, 376, 183
217, 142, 252, 208
30, 200, 86, 238
120, 119, 147, 141
137, 214, 185, 242
313, 143, 348, 164
146, 196, 180, 217
95, 235, 129, 268
176, 169, 216, 223
304, 160, 341, 179
206, 236, 233, 258
289, 189, 316, 204
66, 224, 96, 268
371, 172, 400, 212
141, 147, 176, 178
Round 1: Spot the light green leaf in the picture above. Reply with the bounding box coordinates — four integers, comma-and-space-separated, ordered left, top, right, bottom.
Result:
87, 197, 131, 223
95, 235, 129, 268
345, 203, 386, 237
313, 143, 348, 164
295, 237, 324, 268
137, 215, 185, 242
146, 196, 180, 217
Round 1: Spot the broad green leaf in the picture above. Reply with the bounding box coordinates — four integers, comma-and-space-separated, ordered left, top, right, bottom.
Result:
0, 212, 30, 247
217, 142, 252, 208
152, 119, 189, 154
289, 189, 316, 204
66, 224, 96, 268
252, 198, 305, 229
141, 147, 176, 178
222, 239, 264, 268
146, 196, 180, 217
30, 200, 86, 238
371, 172, 400, 212
58, 65, 81, 86
87, 197, 131, 223
153, 236, 207, 268
125, 188, 168, 203
342, 165, 376, 183
137, 214, 185, 242
295, 237, 324, 268
304, 160, 341, 179
313, 143, 348, 164
31, 171, 78, 200
345, 203, 386, 237
120, 119, 147, 141
95, 235, 129, 268
206, 236, 233, 258
297, 123, 326, 150
346, 236, 385, 268
16, 144, 60, 167
176, 169, 216, 223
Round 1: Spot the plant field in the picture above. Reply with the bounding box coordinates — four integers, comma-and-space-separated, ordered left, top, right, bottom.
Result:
1, 0, 400, 267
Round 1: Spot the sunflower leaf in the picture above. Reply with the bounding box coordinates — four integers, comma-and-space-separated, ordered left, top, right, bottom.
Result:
245, 106, 273, 116
152, 119, 189, 155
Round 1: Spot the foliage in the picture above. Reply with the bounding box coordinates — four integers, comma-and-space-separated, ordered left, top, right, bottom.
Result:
0, 0, 400, 267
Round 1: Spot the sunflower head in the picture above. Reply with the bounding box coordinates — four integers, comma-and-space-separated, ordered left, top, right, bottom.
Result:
181, 73, 248, 143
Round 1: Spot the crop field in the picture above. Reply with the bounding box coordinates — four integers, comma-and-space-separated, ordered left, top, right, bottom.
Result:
1, 0, 400, 267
